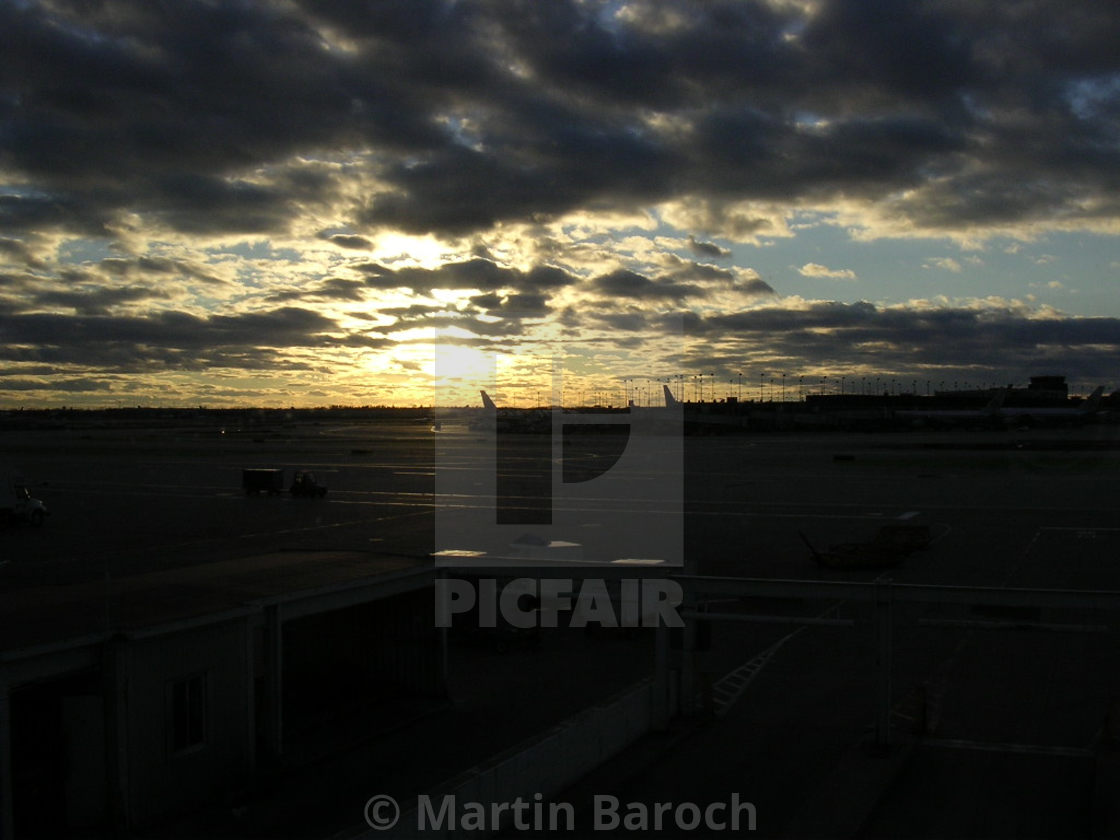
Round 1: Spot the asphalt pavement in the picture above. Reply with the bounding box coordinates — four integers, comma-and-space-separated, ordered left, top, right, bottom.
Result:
4, 418, 1120, 838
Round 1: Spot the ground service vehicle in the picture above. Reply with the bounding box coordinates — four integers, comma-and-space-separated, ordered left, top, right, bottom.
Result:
290, 471, 327, 497
2, 478, 49, 526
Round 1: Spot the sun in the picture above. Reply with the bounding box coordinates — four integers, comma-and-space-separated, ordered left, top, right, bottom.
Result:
433, 337, 496, 406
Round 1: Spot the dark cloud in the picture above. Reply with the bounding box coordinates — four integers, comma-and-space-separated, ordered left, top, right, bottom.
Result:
590, 262, 772, 301
378, 304, 449, 320
334, 334, 394, 350
0, 0, 436, 234
588, 310, 652, 333
468, 292, 502, 310
688, 237, 731, 259
672, 302, 1120, 383
34, 285, 169, 315
0, 307, 340, 371
266, 278, 368, 303
468, 291, 551, 318
355, 259, 581, 299
657, 259, 776, 297
98, 256, 227, 285
380, 313, 526, 338
2, 0, 1115, 239
149, 174, 295, 234
501, 292, 551, 318
364, 259, 512, 293
0, 193, 113, 237
357, 296, 540, 337
800, 0, 977, 102
592, 269, 703, 301
0, 377, 113, 393
327, 234, 373, 250
0, 237, 45, 267
537, 294, 1120, 385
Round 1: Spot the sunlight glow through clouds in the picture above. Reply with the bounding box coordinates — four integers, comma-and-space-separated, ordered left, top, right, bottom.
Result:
2, 0, 1120, 405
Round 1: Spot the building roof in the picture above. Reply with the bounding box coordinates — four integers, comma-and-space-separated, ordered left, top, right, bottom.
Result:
0, 550, 432, 657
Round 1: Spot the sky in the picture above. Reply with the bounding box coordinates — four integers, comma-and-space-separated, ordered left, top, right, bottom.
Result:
2, 0, 1119, 408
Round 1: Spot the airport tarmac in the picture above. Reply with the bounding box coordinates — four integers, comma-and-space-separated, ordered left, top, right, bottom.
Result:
3, 416, 1120, 837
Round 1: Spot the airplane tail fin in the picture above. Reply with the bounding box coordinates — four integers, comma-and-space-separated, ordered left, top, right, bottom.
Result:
1082, 385, 1105, 413
663, 384, 680, 408
480, 390, 497, 410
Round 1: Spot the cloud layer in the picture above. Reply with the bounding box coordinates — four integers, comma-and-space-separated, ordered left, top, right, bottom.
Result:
1, 0, 1119, 404
4, 0, 1118, 240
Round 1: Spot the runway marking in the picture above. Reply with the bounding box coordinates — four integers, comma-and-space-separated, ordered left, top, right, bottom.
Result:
710, 635, 791, 718
234, 509, 430, 541
923, 738, 1093, 759
43, 480, 1120, 516
1039, 526, 1120, 533
706, 600, 847, 718
897, 510, 920, 520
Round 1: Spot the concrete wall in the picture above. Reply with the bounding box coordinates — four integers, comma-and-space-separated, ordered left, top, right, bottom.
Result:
282, 589, 444, 738
1, 573, 441, 835
381, 678, 653, 839
124, 619, 253, 827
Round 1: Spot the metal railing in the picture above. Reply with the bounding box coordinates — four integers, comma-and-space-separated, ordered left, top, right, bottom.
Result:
666, 575, 1120, 748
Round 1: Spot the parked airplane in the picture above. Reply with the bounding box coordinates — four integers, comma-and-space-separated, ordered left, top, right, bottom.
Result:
626, 385, 681, 410
470, 390, 551, 432
663, 383, 680, 408
997, 385, 1105, 425
625, 383, 743, 432
895, 386, 1105, 427
894, 389, 1008, 425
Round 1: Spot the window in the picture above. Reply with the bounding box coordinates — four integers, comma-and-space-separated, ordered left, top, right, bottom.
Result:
170, 673, 207, 754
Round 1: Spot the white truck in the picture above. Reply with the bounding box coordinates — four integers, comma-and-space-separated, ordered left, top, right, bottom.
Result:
2, 476, 49, 526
